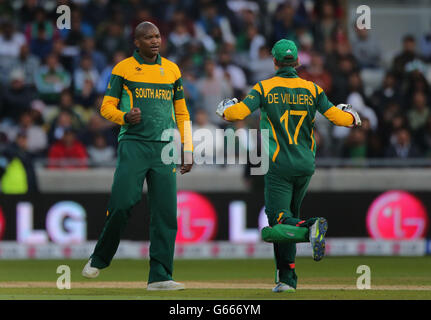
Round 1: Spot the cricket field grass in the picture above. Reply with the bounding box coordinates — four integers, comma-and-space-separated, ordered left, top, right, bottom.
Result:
0, 257, 430, 300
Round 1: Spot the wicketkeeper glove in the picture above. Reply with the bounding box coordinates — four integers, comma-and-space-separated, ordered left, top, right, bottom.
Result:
216, 98, 238, 119
336, 103, 362, 127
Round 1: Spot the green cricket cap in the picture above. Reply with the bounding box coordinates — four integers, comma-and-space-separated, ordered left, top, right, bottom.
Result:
271, 39, 298, 62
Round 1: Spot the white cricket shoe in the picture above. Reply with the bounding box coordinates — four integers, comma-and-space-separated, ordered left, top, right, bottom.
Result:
272, 282, 296, 293
82, 259, 100, 278
147, 280, 185, 291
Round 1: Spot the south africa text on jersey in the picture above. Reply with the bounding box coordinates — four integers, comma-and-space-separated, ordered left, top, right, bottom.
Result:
135, 87, 173, 100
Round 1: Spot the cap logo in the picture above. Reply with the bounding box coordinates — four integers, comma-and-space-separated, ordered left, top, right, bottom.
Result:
286, 49, 292, 53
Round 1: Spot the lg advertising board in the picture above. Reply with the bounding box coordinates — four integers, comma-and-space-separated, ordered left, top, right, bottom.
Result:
0, 190, 429, 245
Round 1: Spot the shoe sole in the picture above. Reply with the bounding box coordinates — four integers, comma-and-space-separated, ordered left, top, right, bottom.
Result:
272, 282, 296, 293
312, 218, 328, 262
147, 286, 185, 291
272, 288, 296, 293
82, 271, 99, 279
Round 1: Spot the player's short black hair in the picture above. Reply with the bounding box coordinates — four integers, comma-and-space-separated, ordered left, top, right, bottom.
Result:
134, 21, 158, 38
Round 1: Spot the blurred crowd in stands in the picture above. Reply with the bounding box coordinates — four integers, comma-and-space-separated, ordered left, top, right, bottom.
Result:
1, 0, 431, 188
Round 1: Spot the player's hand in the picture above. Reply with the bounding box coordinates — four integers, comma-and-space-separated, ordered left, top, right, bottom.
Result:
125, 108, 141, 124
216, 98, 238, 119
180, 151, 193, 174
337, 104, 361, 127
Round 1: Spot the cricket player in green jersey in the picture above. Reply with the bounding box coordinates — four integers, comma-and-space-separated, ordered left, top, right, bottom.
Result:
216, 39, 361, 293
82, 22, 193, 291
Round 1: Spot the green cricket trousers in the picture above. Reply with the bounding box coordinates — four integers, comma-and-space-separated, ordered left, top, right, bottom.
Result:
264, 168, 317, 289
90, 140, 177, 284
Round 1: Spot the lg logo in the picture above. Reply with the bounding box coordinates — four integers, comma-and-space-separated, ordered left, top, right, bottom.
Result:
176, 191, 218, 243
366, 191, 428, 240
17, 201, 87, 245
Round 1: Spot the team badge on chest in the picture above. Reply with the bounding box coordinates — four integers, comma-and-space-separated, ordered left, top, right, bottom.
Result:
160, 67, 165, 76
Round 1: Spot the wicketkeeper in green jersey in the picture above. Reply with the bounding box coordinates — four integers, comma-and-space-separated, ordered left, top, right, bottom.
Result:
216, 39, 361, 293
82, 22, 193, 291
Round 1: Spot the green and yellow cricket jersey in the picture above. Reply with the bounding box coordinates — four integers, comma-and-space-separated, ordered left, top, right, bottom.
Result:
100, 50, 193, 151
224, 66, 353, 176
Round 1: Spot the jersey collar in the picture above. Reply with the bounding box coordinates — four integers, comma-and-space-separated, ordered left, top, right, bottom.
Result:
275, 66, 298, 78
133, 50, 162, 65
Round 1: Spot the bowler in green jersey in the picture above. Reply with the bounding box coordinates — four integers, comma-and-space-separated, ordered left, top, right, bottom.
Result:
82, 22, 193, 291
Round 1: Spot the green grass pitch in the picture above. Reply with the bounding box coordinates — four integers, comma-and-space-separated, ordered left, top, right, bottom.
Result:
0, 257, 430, 300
